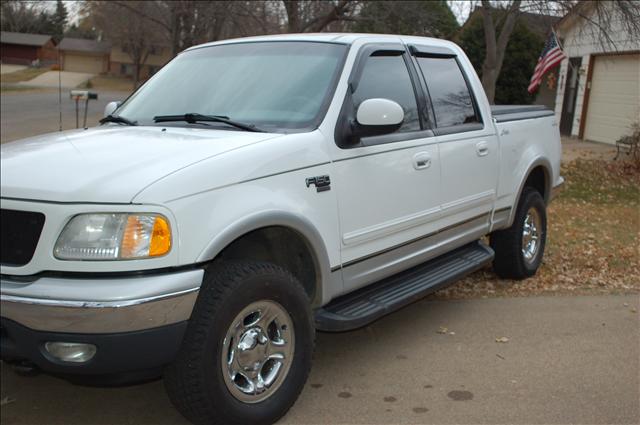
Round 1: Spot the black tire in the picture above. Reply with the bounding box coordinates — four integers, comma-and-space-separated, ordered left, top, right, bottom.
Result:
164, 260, 314, 425
490, 187, 547, 279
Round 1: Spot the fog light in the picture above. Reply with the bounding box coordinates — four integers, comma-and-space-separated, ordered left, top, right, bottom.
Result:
44, 342, 97, 363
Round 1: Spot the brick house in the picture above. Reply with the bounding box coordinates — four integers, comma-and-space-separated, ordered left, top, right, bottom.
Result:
0, 31, 57, 66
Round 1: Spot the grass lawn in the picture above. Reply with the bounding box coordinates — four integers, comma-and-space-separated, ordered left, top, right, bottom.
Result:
80, 75, 135, 93
0, 84, 54, 94
0, 67, 49, 84
437, 158, 640, 298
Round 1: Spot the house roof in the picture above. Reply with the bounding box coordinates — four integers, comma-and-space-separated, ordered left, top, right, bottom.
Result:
58, 37, 111, 54
519, 11, 561, 38
554, 2, 594, 32
0, 31, 52, 47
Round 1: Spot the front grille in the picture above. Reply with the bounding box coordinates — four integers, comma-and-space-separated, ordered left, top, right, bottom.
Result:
0, 209, 45, 267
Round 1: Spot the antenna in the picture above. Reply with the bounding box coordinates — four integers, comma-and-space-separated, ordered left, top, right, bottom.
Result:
58, 45, 62, 131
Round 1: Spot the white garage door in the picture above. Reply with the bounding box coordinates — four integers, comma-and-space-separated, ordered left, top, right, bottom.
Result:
584, 54, 640, 145
64, 54, 104, 74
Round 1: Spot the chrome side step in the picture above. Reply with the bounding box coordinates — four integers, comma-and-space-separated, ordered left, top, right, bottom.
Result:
315, 241, 494, 332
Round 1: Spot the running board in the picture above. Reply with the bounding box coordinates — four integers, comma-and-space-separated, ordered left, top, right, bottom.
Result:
315, 241, 494, 332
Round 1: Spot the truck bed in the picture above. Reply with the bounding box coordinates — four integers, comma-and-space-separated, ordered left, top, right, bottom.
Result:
491, 105, 554, 123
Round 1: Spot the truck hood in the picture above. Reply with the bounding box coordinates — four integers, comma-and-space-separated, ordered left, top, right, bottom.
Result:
0, 126, 281, 203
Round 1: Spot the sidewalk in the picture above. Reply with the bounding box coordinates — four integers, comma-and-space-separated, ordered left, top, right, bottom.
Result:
562, 136, 617, 162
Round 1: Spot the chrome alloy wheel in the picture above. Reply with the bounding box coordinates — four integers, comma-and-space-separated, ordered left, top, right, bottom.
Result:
522, 207, 542, 263
221, 300, 294, 403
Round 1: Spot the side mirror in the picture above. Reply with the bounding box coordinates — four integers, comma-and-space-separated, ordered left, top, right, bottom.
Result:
355, 98, 404, 137
103, 101, 122, 117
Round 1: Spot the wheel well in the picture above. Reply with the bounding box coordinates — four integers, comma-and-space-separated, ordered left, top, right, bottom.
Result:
216, 226, 319, 302
524, 166, 548, 202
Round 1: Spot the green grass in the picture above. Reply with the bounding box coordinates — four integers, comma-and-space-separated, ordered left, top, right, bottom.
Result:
78, 75, 134, 93
0, 84, 53, 94
0, 67, 49, 84
559, 158, 640, 204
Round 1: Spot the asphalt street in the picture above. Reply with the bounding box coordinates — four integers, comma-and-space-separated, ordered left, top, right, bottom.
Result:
1, 90, 126, 144
1, 294, 638, 425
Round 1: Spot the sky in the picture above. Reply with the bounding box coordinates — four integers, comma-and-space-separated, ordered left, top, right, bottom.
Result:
448, 0, 475, 25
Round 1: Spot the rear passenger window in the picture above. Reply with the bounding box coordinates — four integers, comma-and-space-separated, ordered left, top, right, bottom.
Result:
416, 57, 479, 128
353, 54, 420, 132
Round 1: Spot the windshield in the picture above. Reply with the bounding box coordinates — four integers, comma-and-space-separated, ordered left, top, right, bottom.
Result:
115, 41, 348, 132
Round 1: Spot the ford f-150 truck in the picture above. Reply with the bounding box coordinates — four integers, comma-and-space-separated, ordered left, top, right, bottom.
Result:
1, 34, 563, 425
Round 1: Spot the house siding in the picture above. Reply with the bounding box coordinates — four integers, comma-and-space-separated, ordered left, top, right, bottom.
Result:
554, 5, 640, 140
0, 44, 39, 64
109, 45, 172, 80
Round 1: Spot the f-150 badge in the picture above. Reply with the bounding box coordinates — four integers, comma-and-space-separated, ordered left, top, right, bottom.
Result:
305, 175, 331, 192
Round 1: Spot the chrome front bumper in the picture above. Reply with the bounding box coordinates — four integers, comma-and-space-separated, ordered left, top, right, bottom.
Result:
0, 269, 204, 333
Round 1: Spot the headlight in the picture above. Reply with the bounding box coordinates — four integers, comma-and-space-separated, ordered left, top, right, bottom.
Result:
54, 213, 171, 260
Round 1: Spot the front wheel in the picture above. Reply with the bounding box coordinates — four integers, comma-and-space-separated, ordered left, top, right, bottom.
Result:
164, 260, 314, 425
491, 187, 547, 279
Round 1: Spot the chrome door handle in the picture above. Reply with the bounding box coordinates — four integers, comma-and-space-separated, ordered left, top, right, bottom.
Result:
476, 141, 489, 157
413, 152, 432, 170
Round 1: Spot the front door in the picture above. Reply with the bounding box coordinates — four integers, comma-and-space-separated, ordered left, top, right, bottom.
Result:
560, 57, 582, 135
330, 45, 442, 293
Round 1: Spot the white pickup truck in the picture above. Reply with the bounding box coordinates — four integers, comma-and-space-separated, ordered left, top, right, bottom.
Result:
1, 34, 562, 424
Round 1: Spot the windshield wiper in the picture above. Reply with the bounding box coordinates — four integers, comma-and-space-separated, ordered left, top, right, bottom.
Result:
100, 115, 137, 126
153, 113, 263, 132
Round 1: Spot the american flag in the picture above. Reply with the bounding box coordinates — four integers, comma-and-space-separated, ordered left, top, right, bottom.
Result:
527, 32, 566, 93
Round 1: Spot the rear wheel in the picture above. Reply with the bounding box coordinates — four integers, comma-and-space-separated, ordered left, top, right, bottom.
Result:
164, 260, 314, 425
491, 187, 547, 279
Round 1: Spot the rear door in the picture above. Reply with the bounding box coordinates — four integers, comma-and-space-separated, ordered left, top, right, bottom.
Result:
330, 43, 442, 293
412, 50, 498, 231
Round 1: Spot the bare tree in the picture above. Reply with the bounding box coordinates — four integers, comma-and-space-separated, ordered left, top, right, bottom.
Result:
111, 1, 240, 56
89, 1, 163, 88
0, 0, 55, 34
480, 0, 521, 104
282, 0, 358, 33
472, 0, 640, 104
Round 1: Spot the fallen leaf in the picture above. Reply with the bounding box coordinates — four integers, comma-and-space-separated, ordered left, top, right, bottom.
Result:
495, 337, 510, 343
0, 397, 15, 406
436, 327, 448, 334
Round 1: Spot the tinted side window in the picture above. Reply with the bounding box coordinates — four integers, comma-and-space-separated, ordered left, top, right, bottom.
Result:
416, 57, 479, 127
353, 54, 420, 132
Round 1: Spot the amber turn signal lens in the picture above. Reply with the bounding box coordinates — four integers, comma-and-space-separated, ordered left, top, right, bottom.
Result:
120, 214, 171, 259
149, 216, 171, 257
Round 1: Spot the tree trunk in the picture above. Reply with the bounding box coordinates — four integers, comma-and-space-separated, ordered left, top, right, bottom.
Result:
284, 1, 301, 33
133, 60, 140, 89
480, 0, 521, 104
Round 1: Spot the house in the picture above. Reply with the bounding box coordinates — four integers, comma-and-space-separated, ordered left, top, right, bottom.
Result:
57, 37, 111, 74
0, 31, 57, 66
553, 2, 640, 145
109, 44, 172, 80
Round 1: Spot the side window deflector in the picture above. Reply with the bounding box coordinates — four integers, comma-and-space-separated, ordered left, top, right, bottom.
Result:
408, 44, 457, 59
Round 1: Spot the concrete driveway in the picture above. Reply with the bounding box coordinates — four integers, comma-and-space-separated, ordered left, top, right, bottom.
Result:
1, 294, 638, 425
0, 65, 27, 75
17, 71, 95, 89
